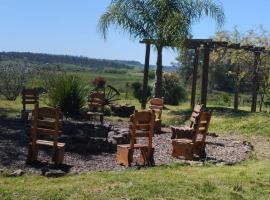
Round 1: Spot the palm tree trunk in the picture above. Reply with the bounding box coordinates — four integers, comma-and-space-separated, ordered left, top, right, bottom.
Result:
191, 48, 199, 109
155, 46, 163, 98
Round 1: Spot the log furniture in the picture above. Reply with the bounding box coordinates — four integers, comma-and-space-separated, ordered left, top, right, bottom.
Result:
172, 111, 212, 160
21, 88, 39, 124
87, 92, 105, 124
27, 106, 65, 166
149, 98, 164, 133
171, 104, 204, 139
116, 110, 155, 167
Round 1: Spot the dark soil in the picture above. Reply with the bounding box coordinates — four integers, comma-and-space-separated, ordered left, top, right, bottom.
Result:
0, 116, 252, 174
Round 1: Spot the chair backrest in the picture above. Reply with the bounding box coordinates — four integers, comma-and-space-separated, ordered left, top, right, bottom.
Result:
192, 111, 212, 143
149, 98, 164, 120
32, 106, 62, 147
22, 88, 39, 110
89, 92, 105, 111
129, 110, 155, 149
189, 104, 204, 128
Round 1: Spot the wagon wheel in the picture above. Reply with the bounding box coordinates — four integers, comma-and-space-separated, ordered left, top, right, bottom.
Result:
104, 85, 120, 105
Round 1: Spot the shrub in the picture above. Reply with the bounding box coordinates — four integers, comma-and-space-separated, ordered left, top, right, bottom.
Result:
162, 73, 187, 105
148, 70, 156, 80
131, 82, 152, 103
0, 63, 30, 100
48, 74, 88, 118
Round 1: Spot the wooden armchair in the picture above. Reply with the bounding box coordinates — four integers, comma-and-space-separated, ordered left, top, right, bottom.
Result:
171, 104, 203, 139
172, 111, 212, 160
116, 110, 155, 167
87, 92, 105, 124
21, 88, 39, 124
149, 98, 164, 133
27, 106, 65, 166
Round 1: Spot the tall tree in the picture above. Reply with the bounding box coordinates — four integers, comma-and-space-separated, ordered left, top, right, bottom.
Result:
98, 0, 224, 97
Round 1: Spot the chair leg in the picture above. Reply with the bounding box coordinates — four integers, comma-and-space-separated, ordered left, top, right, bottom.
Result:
172, 141, 193, 160
27, 143, 39, 163
52, 147, 65, 166
139, 147, 155, 166
117, 146, 133, 167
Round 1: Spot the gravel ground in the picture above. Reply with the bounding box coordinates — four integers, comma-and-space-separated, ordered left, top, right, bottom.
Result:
0, 117, 252, 174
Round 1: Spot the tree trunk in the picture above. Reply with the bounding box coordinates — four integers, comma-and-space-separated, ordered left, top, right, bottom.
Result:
141, 42, 151, 109
234, 82, 239, 111
191, 48, 199, 109
259, 93, 264, 112
251, 52, 260, 112
155, 46, 163, 98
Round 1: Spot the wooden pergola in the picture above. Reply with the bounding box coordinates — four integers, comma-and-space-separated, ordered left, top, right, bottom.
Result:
140, 39, 268, 112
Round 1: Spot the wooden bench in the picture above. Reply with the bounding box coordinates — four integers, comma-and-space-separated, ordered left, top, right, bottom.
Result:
117, 110, 155, 167
21, 87, 39, 124
27, 106, 65, 166
171, 104, 203, 139
149, 98, 164, 133
87, 92, 105, 124
172, 111, 212, 160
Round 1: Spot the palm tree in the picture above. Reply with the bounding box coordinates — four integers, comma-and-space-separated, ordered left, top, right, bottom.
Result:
98, 0, 225, 98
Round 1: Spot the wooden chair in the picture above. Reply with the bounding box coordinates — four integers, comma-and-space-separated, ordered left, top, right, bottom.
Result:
172, 111, 212, 160
149, 98, 164, 133
171, 104, 204, 139
27, 106, 65, 166
87, 92, 105, 124
116, 110, 155, 167
21, 88, 39, 124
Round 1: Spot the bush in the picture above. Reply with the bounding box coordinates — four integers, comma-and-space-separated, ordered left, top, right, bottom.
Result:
162, 73, 187, 105
48, 74, 88, 118
131, 82, 152, 103
0, 63, 30, 100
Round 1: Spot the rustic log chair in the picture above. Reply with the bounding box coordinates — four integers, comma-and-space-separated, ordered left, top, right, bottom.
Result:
116, 110, 155, 167
21, 87, 39, 124
149, 97, 164, 133
171, 104, 204, 139
172, 111, 212, 160
27, 105, 65, 166
87, 92, 105, 124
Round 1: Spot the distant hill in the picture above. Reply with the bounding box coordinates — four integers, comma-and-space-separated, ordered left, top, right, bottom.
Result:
0, 52, 137, 70
0, 51, 177, 71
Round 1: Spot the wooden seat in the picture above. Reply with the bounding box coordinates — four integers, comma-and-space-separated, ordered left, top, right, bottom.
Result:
117, 110, 155, 167
27, 106, 65, 166
171, 104, 204, 139
149, 98, 164, 133
21, 87, 39, 124
172, 111, 212, 160
87, 92, 105, 123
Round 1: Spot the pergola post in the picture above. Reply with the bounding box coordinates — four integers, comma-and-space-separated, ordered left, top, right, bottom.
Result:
251, 51, 261, 112
190, 47, 199, 109
201, 44, 210, 107
141, 42, 151, 109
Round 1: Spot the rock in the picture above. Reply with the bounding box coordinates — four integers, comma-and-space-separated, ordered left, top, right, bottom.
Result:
43, 169, 66, 178
8, 169, 24, 177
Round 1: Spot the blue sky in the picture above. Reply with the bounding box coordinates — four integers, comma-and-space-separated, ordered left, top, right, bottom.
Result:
0, 0, 269, 65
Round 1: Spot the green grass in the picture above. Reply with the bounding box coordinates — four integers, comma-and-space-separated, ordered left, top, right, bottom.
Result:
1, 161, 270, 199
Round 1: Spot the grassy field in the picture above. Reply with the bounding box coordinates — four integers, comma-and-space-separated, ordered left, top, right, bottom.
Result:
1, 70, 270, 200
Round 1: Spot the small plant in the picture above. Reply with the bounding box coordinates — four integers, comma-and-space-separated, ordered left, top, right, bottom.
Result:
48, 74, 87, 118
131, 82, 152, 103
162, 73, 187, 105
92, 76, 106, 89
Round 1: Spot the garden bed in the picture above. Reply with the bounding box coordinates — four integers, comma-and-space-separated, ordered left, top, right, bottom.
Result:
0, 116, 252, 175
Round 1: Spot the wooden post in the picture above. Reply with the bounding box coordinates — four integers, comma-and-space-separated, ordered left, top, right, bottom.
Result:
251, 51, 260, 112
201, 45, 210, 107
191, 48, 199, 109
141, 42, 151, 109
